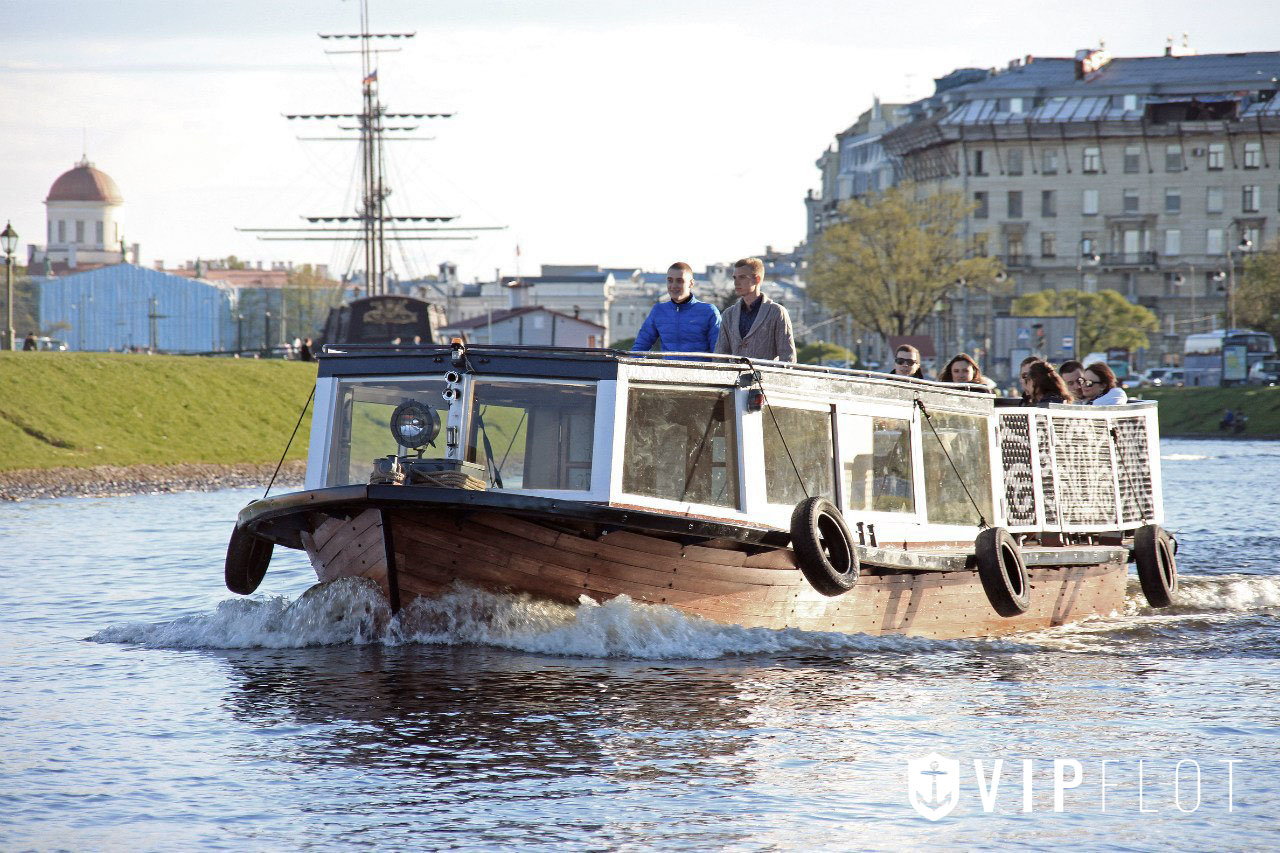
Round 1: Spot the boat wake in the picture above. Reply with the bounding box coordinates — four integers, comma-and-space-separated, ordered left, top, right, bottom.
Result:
90, 574, 1279, 658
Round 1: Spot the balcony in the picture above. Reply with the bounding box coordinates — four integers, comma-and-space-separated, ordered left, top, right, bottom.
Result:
1101, 251, 1158, 268
1000, 253, 1031, 268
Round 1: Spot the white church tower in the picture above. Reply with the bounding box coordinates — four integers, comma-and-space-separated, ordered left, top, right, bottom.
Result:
30, 157, 138, 274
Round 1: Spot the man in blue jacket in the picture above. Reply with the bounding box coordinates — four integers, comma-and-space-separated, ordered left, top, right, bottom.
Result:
631, 262, 721, 355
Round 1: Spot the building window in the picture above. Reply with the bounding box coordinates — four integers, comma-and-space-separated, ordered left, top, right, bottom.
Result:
1123, 94, 1138, 111
1007, 190, 1023, 219
1082, 189, 1099, 215
1164, 229, 1181, 256
1042, 149, 1059, 175
1243, 185, 1261, 213
973, 149, 987, 176
48, 221, 53, 244
1207, 228, 1224, 256
1207, 143, 1225, 170
972, 233, 989, 257
1007, 234, 1025, 265
1165, 187, 1182, 214
1244, 226, 1261, 249
1083, 147, 1101, 173
75, 220, 85, 243
1123, 189, 1140, 214
1041, 189, 1057, 218
1124, 145, 1141, 173
96, 221, 104, 244
974, 191, 988, 219
1041, 231, 1057, 258
58, 221, 65, 243
1007, 149, 1024, 176
1207, 186, 1224, 214
1166, 144, 1183, 172
1009, 97, 1024, 114
1245, 142, 1262, 169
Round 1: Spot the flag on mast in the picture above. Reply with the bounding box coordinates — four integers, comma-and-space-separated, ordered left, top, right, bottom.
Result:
362, 69, 378, 85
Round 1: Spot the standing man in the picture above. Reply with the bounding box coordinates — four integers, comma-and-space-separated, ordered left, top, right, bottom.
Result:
632, 262, 721, 354
714, 257, 797, 362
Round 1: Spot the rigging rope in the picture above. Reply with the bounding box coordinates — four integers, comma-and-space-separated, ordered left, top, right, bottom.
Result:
914, 397, 988, 529
741, 358, 810, 501
264, 385, 316, 499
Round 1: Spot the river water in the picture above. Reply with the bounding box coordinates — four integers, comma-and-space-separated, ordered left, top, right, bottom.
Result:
2, 438, 1278, 850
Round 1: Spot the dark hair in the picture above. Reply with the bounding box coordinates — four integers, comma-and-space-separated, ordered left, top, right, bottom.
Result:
1084, 361, 1118, 390
1028, 361, 1073, 403
894, 344, 925, 379
1020, 355, 1043, 369
1059, 359, 1084, 375
668, 261, 693, 275
938, 353, 984, 384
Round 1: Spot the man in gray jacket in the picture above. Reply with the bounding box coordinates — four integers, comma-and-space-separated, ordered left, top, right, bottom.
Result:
714, 257, 797, 362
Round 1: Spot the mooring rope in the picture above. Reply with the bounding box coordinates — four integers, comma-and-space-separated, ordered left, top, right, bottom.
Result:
740, 358, 810, 501
264, 385, 316, 499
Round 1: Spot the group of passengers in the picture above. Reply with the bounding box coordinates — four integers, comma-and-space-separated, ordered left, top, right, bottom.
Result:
1018, 356, 1128, 406
631, 258, 797, 362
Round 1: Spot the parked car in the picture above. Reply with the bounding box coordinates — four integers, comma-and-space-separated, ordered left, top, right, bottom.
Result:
1138, 368, 1184, 387
1249, 359, 1280, 386
34, 337, 68, 351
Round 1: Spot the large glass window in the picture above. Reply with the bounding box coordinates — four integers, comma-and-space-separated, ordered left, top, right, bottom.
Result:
840, 414, 915, 513
623, 386, 737, 508
328, 378, 448, 486
920, 411, 993, 526
764, 405, 834, 507
470, 380, 596, 491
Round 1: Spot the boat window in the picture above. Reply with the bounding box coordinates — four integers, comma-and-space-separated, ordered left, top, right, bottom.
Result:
840, 414, 915, 513
920, 411, 994, 526
623, 386, 738, 508
469, 380, 597, 491
328, 378, 448, 486
764, 405, 835, 507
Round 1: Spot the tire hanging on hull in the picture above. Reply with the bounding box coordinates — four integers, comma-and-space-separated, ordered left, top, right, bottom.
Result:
225, 527, 275, 595
975, 527, 1030, 617
790, 497, 859, 596
1134, 524, 1177, 607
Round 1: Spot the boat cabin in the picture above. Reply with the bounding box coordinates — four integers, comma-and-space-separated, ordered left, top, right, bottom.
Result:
305, 345, 1163, 546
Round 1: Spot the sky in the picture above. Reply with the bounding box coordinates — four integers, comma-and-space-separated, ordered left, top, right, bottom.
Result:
4, 0, 1280, 284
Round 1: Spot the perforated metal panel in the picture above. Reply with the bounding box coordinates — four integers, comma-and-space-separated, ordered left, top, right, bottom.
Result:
1113, 416, 1155, 523
997, 413, 1037, 526
1035, 415, 1059, 526
1051, 417, 1116, 525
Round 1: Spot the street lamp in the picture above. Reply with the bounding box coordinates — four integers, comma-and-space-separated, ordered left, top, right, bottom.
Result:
236, 313, 244, 354
1, 221, 17, 351
1074, 242, 1101, 357
264, 310, 272, 355
1216, 231, 1253, 330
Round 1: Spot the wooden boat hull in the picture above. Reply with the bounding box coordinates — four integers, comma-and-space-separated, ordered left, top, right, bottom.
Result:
299, 505, 1128, 640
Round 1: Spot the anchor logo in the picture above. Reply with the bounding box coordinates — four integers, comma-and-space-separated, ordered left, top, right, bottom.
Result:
907, 752, 961, 820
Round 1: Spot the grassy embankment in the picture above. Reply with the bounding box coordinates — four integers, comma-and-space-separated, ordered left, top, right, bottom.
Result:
1136, 385, 1280, 436
0, 353, 317, 471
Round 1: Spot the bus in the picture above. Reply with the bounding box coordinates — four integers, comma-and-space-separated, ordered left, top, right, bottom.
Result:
1183, 328, 1277, 387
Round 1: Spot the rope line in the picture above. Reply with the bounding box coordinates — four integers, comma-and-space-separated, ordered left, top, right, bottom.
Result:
914, 398, 987, 529
741, 358, 810, 501
265, 386, 316, 499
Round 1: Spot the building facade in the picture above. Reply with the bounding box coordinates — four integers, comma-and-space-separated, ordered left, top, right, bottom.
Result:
28, 158, 138, 275
879, 47, 1280, 375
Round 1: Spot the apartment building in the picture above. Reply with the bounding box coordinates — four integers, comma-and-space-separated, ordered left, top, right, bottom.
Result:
878, 47, 1280, 370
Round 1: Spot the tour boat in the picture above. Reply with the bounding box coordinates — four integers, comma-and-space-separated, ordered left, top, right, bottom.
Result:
223, 342, 1178, 639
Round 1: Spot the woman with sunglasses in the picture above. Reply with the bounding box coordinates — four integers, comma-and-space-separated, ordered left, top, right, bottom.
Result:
1078, 361, 1128, 405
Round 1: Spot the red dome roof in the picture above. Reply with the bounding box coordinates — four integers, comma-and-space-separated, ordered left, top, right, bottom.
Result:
46, 159, 123, 204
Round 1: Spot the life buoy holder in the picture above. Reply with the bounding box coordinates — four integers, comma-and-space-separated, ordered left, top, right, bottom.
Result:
975, 527, 1030, 617
1133, 524, 1177, 607
225, 526, 275, 595
789, 497, 859, 596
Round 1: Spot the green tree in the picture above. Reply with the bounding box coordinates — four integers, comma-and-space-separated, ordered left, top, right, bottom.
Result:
1012, 289, 1158, 355
809, 183, 1005, 339
797, 340, 856, 366
1238, 246, 1280, 339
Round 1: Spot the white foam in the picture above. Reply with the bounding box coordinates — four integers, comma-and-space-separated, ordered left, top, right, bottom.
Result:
1163, 574, 1280, 611
1162, 453, 1210, 461
91, 580, 1028, 658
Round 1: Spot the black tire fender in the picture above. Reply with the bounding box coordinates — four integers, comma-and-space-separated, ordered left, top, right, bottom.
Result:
1134, 524, 1177, 607
789, 497, 859, 597
975, 527, 1030, 617
225, 526, 275, 595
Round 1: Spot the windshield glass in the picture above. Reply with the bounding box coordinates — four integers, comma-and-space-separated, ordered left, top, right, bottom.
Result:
327, 378, 448, 486
468, 380, 597, 491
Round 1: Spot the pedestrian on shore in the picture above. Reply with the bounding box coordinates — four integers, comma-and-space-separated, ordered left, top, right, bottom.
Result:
631, 262, 721, 355
714, 257, 796, 362
299, 338, 315, 362
22, 332, 37, 351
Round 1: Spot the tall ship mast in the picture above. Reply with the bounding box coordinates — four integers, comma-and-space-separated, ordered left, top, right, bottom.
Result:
242, 0, 499, 300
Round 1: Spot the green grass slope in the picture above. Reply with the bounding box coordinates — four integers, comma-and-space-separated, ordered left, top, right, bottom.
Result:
1137, 385, 1280, 435
0, 353, 317, 470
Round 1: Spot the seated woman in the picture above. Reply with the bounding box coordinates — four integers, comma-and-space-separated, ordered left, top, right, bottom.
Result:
1021, 360, 1074, 405
1080, 362, 1128, 405
937, 353, 995, 392
1017, 356, 1044, 403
